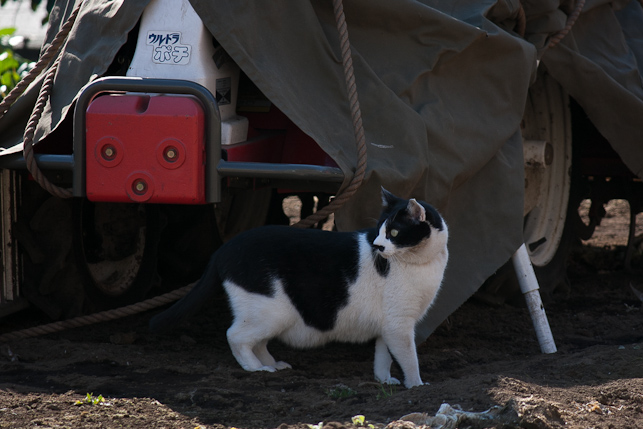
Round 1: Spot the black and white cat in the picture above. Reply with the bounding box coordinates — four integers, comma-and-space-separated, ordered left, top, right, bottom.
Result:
150, 188, 448, 388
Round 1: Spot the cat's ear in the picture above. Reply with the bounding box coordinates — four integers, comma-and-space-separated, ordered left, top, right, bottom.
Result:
381, 187, 398, 208
407, 198, 426, 223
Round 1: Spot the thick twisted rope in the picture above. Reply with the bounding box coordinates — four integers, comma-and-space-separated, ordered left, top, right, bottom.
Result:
0, 285, 193, 342
0, 1, 83, 199
20, 2, 82, 199
23, 52, 73, 198
547, 0, 585, 49
293, 0, 367, 228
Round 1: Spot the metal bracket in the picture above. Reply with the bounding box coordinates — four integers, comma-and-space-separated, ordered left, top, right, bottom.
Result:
73, 77, 344, 203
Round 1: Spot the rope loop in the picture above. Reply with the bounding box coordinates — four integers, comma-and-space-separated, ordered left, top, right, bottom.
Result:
19, 1, 83, 199
0, 285, 193, 342
22, 50, 74, 198
0, 1, 83, 198
547, 0, 585, 49
293, 0, 367, 228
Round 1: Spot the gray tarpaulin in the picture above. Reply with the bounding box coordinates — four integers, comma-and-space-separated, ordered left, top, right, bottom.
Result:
0, 0, 642, 341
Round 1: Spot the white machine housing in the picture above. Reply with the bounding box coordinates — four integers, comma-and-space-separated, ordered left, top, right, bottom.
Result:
126, 0, 248, 145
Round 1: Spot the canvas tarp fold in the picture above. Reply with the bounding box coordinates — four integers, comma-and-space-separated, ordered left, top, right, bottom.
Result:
190, 0, 535, 340
0, 0, 642, 340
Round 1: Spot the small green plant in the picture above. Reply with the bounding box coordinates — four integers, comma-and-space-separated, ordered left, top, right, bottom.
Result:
325, 384, 357, 400
74, 392, 105, 406
375, 383, 396, 400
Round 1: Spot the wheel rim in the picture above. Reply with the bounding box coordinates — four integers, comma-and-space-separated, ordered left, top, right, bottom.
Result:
522, 71, 572, 267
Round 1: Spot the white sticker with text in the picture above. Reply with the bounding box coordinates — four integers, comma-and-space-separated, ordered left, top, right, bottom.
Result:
146, 31, 191, 65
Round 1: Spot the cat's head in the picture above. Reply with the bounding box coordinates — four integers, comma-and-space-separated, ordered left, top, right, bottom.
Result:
372, 187, 448, 260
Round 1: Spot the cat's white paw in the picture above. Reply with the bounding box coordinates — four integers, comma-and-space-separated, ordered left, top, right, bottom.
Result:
275, 361, 292, 370
376, 376, 401, 385
254, 365, 278, 372
403, 379, 428, 389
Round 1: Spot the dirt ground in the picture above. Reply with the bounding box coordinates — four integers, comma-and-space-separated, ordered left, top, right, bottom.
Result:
0, 199, 642, 429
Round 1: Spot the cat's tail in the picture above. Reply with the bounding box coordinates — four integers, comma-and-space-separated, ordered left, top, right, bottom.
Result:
148, 254, 222, 333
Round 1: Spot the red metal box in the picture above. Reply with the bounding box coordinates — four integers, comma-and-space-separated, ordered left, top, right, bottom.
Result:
85, 94, 206, 204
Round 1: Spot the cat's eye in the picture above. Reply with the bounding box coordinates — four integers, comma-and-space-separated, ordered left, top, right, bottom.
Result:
390, 229, 399, 237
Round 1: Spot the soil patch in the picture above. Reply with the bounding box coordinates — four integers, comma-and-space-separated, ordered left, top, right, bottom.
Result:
0, 199, 642, 428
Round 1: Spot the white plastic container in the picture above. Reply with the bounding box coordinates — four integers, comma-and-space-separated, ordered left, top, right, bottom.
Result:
126, 0, 248, 144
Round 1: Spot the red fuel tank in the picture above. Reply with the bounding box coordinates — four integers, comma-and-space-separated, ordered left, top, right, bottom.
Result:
85, 93, 206, 204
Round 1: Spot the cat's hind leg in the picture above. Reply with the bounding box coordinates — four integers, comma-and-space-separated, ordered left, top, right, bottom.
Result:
227, 324, 278, 372
374, 337, 400, 385
253, 340, 291, 371
225, 280, 294, 372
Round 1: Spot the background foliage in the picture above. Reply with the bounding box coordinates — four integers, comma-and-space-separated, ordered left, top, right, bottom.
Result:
0, 27, 35, 100
0, 0, 51, 100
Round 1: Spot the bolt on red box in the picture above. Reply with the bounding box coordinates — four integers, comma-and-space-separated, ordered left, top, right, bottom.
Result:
85, 93, 207, 204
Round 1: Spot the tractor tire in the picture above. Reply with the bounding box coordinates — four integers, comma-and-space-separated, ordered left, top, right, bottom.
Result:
73, 199, 161, 312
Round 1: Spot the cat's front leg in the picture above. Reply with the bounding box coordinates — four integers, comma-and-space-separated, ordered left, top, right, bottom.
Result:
382, 325, 424, 389
373, 337, 400, 385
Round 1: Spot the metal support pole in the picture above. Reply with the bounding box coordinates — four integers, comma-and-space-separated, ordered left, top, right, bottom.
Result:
511, 244, 557, 354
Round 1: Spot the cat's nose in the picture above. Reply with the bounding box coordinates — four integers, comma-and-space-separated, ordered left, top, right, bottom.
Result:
373, 244, 385, 252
